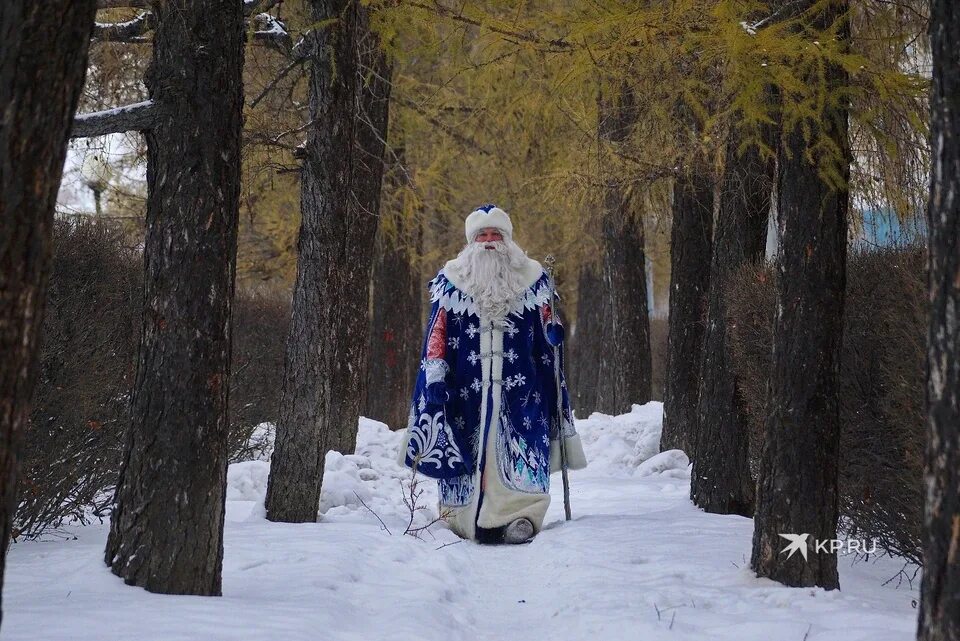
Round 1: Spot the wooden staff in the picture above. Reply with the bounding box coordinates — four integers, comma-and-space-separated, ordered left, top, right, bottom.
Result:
544, 255, 572, 521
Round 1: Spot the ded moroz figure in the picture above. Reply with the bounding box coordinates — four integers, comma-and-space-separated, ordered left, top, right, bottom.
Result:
397, 204, 587, 544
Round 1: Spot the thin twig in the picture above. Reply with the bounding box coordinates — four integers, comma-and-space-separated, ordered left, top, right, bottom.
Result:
399, 0, 576, 52
249, 56, 308, 109
354, 491, 392, 535
435, 539, 463, 551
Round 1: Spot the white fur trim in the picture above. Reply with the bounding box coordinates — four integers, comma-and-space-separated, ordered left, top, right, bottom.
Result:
550, 432, 587, 472
423, 358, 449, 385
465, 206, 513, 242
515, 258, 544, 291
396, 427, 410, 466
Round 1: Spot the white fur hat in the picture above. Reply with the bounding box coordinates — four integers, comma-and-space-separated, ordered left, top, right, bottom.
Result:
465, 204, 513, 242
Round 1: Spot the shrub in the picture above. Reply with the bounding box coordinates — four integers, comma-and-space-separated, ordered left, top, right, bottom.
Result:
16, 219, 289, 539
228, 288, 288, 462
17, 220, 140, 538
725, 245, 926, 564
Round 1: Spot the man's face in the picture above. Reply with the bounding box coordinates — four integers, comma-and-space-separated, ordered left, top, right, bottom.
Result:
475, 227, 504, 249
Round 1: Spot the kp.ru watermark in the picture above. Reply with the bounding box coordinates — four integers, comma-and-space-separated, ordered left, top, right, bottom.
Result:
779, 533, 878, 561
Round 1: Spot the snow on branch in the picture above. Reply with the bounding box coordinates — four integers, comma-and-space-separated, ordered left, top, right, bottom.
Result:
71, 100, 162, 138
739, 0, 808, 34
252, 13, 293, 54
93, 11, 156, 43
93, 1, 279, 45
97, 0, 274, 10
97, 0, 149, 8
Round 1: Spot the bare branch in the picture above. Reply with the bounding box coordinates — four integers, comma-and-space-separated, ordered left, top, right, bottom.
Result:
251, 12, 293, 54
393, 95, 494, 156
267, 119, 319, 144
71, 100, 163, 138
96, 0, 149, 8
742, 0, 807, 33
97, 0, 277, 10
289, 35, 312, 60
248, 55, 308, 108
243, 0, 281, 17
353, 492, 392, 535
399, 0, 575, 52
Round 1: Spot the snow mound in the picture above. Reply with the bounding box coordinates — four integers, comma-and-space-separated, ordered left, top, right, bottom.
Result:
575, 401, 669, 477
226, 460, 270, 502
226, 417, 440, 528
636, 448, 689, 477
226, 404, 677, 517
318, 452, 375, 513
319, 418, 440, 530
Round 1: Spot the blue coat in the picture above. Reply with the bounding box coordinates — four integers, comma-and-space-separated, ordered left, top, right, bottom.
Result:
400, 267, 574, 505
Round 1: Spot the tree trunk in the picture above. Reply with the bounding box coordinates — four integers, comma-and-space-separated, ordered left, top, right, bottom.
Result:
265, 1, 390, 522
570, 263, 603, 415
918, 0, 960, 637
592, 84, 652, 415
659, 170, 713, 454
690, 134, 774, 516
103, 0, 245, 595
0, 0, 96, 624
365, 152, 420, 430
750, 0, 850, 591
597, 213, 652, 413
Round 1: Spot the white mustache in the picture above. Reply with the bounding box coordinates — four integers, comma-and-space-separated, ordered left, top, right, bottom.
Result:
449, 239, 528, 317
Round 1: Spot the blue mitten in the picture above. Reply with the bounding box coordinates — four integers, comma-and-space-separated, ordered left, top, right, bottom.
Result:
546, 323, 565, 346
426, 381, 449, 405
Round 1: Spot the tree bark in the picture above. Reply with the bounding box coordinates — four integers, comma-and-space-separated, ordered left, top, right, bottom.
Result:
72, 100, 163, 138
265, 0, 390, 522
597, 211, 652, 413
750, 0, 850, 591
0, 0, 96, 624
659, 170, 713, 455
365, 152, 420, 430
918, 0, 960, 638
570, 263, 603, 415
592, 84, 652, 415
690, 134, 774, 516
103, 0, 245, 595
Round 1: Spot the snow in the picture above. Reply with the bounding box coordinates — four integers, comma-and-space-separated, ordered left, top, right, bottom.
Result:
94, 12, 151, 32
253, 13, 288, 38
4, 403, 918, 641
72, 100, 155, 123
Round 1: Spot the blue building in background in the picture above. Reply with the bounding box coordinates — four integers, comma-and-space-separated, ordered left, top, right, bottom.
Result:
851, 207, 926, 249
765, 205, 926, 260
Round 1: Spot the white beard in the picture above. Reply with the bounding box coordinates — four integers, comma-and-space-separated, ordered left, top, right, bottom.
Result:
446, 239, 530, 318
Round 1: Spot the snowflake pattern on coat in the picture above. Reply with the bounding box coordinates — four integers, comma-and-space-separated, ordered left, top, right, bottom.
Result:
402, 268, 576, 498
496, 406, 550, 494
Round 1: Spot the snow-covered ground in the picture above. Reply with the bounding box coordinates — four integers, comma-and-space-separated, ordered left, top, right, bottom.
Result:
5, 403, 918, 641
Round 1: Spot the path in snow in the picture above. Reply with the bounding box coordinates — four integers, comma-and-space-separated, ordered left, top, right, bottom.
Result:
5, 403, 918, 641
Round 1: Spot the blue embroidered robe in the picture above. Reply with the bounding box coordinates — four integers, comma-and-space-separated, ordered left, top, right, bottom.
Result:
401, 269, 574, 504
